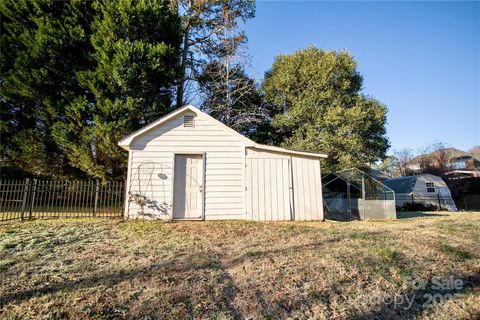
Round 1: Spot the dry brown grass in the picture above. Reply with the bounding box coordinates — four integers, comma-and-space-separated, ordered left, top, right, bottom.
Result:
1, 212, 479, 319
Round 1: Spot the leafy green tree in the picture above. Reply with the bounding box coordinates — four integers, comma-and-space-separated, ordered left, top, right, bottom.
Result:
262, 47, 389, 172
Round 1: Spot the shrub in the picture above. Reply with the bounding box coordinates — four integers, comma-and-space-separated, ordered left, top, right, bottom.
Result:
399, 202, 438, 212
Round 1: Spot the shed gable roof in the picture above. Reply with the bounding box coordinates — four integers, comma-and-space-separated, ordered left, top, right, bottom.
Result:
118, 104, 327, 158
118, 104, 254, 149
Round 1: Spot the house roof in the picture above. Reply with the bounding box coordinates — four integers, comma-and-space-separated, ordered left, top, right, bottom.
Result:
369, 168, 392, 181
409, 147, 477, 164
383, 176, 417, 194
118, 104, 328, 159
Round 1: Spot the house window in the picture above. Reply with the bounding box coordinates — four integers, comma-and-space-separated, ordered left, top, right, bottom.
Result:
184, 115, 195, 128
426, 182, 435, 193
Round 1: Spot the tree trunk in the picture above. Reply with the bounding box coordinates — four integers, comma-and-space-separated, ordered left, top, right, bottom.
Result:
177, 28, 189, 108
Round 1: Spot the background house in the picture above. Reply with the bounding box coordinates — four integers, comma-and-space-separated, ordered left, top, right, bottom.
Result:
408, 147, 480, 178
446, 154, 480, 178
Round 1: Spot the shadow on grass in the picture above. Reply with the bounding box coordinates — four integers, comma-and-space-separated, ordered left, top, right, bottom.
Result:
218, 260, 244, 320
0, 263, 173, 307
3, 228, 476, 319
396, 211, 450, 219
353, 273, 480, 320
1, 253, 248, 319
0, 237, 347, 318
324, 218, 359, 223
223, 236, 343, 269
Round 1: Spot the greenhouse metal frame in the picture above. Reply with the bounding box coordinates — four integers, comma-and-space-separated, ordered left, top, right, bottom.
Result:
322, 168, 396, 220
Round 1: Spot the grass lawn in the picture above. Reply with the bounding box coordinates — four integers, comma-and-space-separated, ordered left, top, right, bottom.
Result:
1, 212, 479, 319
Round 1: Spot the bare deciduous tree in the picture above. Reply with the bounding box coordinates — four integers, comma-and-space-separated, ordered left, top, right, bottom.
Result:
173, 0, 255, 107
469, 145, 480, 160
393, 148, 414, 176
416, 142, 450, 176
197, 2, 265, 136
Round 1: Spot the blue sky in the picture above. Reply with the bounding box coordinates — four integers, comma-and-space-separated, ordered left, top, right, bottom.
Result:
244, 1, 480, 154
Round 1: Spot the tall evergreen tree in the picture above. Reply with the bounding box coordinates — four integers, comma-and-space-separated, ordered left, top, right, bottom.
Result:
262, 47, 390, 172
52, 0, 180, 181
1, 0, 181, 180
1, 0, 94, 178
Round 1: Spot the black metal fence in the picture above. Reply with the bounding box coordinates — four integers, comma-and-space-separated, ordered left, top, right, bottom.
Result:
455, 195, 480, 211
395, 194, 458, 211
0, 179, 125, 222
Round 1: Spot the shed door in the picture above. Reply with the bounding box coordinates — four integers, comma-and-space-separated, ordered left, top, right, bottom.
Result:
246, 158, 291, 221
173, 154, 203, 219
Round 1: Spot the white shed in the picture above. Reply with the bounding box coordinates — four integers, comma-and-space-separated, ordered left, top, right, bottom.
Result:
383, 174, 457, 211
118, 105, 327, 221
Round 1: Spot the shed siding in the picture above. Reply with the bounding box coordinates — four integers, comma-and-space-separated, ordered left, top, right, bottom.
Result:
246, 148, 289, 158
246, 147, 324, 221
127, 111, 244, 220
291, 156, 324, 221
245, 157, 291, 221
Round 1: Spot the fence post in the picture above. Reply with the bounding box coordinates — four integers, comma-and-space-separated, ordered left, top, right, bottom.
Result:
411, 194, 414, 205
123, 180, 128, 218
437, 194, 442, 211
20, 178, 30, 221
29, 179, 37, 220
93, 179, 99, 217
361, 175, 366, 220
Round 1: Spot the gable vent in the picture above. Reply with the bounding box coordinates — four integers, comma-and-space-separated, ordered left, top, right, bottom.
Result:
183, 115, 195, 128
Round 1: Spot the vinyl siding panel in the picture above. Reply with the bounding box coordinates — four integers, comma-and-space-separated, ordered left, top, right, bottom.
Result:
246, 148, 289, 159
245, 147, 324, 221
126, 111, 245, 220
291, 156, 324, 220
